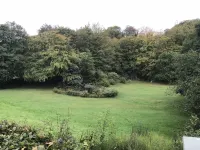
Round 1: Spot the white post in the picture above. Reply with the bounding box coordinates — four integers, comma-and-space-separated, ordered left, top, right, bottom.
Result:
183, 136, 200, 150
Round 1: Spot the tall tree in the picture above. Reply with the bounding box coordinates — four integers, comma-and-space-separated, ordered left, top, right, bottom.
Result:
38, 24, 55, 34
0, 22, 28, 86
124, 25, 138, 36
24, 31, 82, 87
165, 19, 200, 46
106, 26, 123, 39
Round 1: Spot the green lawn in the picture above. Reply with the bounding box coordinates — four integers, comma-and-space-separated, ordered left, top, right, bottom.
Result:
0, 81, 187, 138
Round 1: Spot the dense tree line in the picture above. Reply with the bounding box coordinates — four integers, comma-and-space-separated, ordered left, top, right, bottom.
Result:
0, 22, 181, 87
1, 19, 200, 120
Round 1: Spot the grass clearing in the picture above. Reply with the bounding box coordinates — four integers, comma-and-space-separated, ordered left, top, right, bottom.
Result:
0, 81, 187, 139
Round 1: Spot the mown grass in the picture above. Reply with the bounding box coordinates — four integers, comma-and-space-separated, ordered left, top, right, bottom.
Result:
0, 81, 187, 140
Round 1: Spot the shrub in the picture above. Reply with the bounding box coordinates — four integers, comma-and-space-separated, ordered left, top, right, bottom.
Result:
66, 89, 89, 97
52, 120, 77, 150
53, 87, 66, 94
101, 89, 118, 97
108, 79, 116, 85
107, 72, 120, 80
107, 72, 121, 85
98, 78, 110, 87
0, 120, 52, 150
90, 87, 118, 98
53, 87, 118, 98
96, 70, 108, 79
0, 120, 78, 150
84, 84, 96, 93
53, 85, 118, 98
184, 115, 200, 137
120, 77, 126, 83
53, 87, 89, 97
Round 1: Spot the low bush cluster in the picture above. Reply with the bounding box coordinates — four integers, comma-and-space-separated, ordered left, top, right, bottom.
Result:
52, 87, 66, 94
53, 86, 118, 98
100, 88, 118, 97
0, 120, 51, 150
0, 120, 78, 150
184, 115, 200, 137
66, 89, 89, 97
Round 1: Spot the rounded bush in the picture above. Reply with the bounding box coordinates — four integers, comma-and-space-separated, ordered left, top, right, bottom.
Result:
109, 79, 116, 85
98, 78, 110, 87
107, 72, 119, 80
97, 70, 108, 79
84, 84, 96, 93
53, 87, 66, 94
101, 89, 118, 97
120, 77, 126, 83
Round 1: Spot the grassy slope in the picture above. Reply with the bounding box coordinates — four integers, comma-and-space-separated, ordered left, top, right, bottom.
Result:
0, 81, 187, 138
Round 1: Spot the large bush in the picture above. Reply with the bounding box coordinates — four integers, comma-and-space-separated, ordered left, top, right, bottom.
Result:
184, 115, 200, 137
0, 120, 52, 149
0, 120, 77, 150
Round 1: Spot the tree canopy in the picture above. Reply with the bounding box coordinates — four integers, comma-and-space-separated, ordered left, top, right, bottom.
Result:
0, 22, 28, 86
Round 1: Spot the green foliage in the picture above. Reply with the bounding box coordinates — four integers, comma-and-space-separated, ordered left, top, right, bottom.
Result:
38, 24, 54, 33
165, 19, 200, 45
108, 79, 116, 85
100, 88, 118, 97
123, 25, 138, 36
173, 21, 200, 135
53, 87, 89, 97
66, 89, 89, 97
52, 120, 77, 149
175, 51, 200, 114
0, 22, 28, 86
152, 52, 178, 83
120, 77, 126, 83
107, 72, 120, 81
184, 115, 200, 137
117, 36, 143, 78
24, 31, 82, 87
1, 19, 200, 88
105, 26, 123, 39
53, 87, 118, 98
79, 52, 96, 83
182, 22, 200, 53
0, 120, 51, 149
53, 87, 66, 94
97, 78, 110, 87
0, 120, 77, 150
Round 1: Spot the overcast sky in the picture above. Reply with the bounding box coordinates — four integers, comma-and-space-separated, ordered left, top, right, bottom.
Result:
1, 0, 199, 35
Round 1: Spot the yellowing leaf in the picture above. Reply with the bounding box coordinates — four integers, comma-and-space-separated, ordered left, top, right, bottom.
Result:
32, 147, 37, 150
